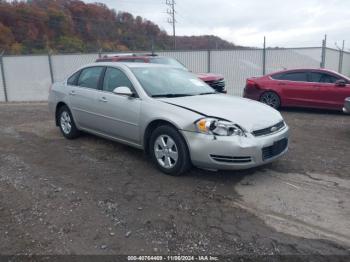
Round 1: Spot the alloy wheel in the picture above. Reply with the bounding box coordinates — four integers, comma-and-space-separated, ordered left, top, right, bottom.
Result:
261, 92, 280, 108
154, 135, 179, 169
60, 111, 72, 135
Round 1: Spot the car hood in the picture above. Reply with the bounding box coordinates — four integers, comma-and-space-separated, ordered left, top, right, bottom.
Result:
196, 73, 224, 82
159, 94, 283, 132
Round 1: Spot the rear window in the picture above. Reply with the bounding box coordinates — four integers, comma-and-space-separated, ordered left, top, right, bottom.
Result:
67, 71, 80, 86
277, 72, 308, 82
77, 67, 104, 89
271, 73, 284, 80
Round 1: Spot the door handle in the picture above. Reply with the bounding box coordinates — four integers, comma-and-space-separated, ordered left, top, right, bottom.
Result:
278, 83, 286, 86
99, 97, 108, 102
69, 90, 76, 96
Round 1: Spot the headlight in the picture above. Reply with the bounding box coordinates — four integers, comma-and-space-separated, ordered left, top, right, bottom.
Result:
195, 118, 246, 136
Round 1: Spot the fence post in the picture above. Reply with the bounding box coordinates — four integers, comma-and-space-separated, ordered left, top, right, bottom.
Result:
320, 35, 327, 68
48, 51, 54, 84
0, 51, 8, 102
338, 40, 345, 73
207, 49, 211, 73
262, 36, 266, 75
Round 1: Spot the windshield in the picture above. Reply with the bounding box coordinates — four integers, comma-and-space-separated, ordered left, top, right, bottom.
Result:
131, 67, 215, 97
149, 57, 188, 71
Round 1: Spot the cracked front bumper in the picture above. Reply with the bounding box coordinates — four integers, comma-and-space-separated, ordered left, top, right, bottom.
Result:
181, 126, 289, 170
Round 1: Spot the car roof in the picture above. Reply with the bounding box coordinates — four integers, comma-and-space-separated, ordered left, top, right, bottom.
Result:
98, 54, 167, 59
84, 62, 177, 69
268, 68, 339, 76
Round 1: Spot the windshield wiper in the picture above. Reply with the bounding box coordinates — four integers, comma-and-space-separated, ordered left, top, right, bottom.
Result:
198, 92, 217, 95
151, 94, 194, 98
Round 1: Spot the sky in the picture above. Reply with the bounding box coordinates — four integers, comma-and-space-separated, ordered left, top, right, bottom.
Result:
84, 0, 350, 50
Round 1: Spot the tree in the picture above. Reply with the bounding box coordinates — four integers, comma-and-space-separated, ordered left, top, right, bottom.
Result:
0, 22, 14, 51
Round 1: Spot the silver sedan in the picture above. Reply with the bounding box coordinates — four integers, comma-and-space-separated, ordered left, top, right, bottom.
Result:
343, 97, 350, 114
49, 63, 289, 175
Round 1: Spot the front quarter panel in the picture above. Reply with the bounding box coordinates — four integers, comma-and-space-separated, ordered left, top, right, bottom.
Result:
139, 99, 202, 146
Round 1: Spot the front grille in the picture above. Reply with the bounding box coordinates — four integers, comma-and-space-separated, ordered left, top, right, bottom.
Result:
210, 155, 252, 163
262, 138, 288, 161
205, 79, 225, 92
252, 121, 285, 137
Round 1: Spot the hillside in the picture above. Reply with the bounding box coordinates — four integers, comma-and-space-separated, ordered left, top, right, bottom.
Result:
0, 0, 237, 54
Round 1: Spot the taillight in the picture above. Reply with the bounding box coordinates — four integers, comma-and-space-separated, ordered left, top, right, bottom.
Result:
246, 79, 260, 89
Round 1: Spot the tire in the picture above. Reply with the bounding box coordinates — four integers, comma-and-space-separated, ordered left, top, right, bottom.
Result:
149, 125, 191, 176
57, 105, 80, 139
260, 91, 281, 109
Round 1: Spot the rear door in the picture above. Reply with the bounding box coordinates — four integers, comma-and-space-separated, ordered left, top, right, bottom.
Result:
308, 72, 350, 109
275, 71, 317, 106
68, 66, 104, 130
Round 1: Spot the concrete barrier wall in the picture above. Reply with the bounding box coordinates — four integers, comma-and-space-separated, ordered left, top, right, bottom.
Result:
211, 49, 263, 96
51, 53, 99, 82
1, 47, 349, 101
325, 49, 341, 72
3, 55, 51, 102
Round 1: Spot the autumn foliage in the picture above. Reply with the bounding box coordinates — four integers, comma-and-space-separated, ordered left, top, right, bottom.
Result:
0, 0, 236, 54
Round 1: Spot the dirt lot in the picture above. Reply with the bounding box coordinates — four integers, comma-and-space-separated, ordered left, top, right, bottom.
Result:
0, 103, 349, 258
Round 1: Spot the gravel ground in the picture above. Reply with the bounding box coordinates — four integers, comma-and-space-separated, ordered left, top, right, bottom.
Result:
0, 103, 349, 259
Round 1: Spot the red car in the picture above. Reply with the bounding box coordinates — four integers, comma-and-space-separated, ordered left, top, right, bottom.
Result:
96, 54, 226, 93
244, 68, 350, 111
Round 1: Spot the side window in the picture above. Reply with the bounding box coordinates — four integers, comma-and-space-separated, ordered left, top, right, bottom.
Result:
133, 59, 146, 63
103, 67, 134, 92
77, 67, 104, 89
118, 58, 135, 62
280, 72, 308, 82
308, 72, 323, 82
67, 71, 80, 86
320, 74, 339, 84
271, 73, 284, 80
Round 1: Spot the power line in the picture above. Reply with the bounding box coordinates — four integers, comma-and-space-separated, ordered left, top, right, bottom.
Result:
166, 0, 176, 49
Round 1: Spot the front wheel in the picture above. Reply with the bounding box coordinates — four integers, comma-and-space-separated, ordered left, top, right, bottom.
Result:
149, 125, 191, 176
260, 91, 281, 109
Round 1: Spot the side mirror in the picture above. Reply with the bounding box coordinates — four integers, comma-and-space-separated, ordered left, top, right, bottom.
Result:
335, 79, 346, 87
113, 86, 134, 96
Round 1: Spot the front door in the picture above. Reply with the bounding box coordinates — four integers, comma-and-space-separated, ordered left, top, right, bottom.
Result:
94, 67, 141, 144
309, 72, 350, 109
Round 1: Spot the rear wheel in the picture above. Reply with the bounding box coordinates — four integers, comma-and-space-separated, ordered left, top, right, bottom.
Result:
58, 105, 80, 139
260, 91, 281, 109
149, 125, 191, 176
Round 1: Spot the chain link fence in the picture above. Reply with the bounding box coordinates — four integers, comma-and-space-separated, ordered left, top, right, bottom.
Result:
0, 47, 349, 102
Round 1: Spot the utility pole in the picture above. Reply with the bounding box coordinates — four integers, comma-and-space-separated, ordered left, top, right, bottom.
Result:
166, 0, 176, 49
262, 36, 266, 75
320, 34, 327, 68
336, 40, 345, 73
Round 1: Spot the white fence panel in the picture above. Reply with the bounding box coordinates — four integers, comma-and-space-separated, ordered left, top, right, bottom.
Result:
0, 63, 5, 102
266, 48, 322, 73
325, 48, 340, 72
341, 52, 350, 77
51, 53, 99, 82
211, 50, 263, 96
3, 55, 51, 102
158, 51, 208, 73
